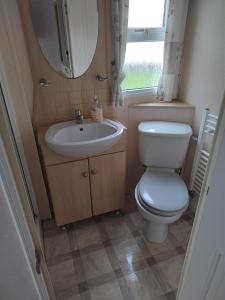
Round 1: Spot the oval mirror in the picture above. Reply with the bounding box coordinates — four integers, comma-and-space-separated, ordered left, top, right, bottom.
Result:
29, 0, 98, 78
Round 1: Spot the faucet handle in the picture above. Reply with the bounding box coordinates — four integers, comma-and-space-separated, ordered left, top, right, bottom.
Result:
75, 108, 83, 123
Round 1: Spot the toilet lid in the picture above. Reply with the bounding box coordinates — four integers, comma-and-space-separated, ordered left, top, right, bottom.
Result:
138, 170, 189, 212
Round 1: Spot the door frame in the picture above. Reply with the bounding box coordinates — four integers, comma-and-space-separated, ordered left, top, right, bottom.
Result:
0, 0, 51, 220
0, 87, 55, 300
0, 68, 39, 218
177, 93, 225, 298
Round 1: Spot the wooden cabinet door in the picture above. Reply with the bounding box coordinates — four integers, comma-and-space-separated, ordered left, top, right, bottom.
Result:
46, 160, 92, 226
90, 152, 126, 216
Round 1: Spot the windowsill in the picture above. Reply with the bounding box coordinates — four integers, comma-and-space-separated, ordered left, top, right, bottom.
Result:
123, 87, 158, 106
128, 101, 195, 109
123, 88, 195, 110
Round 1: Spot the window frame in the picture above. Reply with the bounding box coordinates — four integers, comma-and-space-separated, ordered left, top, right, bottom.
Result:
123, 0, 167, 93
123, 86, 158, 100
127, 27, 165, 44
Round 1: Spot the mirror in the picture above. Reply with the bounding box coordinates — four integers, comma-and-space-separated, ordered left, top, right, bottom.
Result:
30, 0, 98, 78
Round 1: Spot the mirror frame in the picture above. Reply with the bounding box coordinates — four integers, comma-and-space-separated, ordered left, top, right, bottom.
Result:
29, 0, 99, 79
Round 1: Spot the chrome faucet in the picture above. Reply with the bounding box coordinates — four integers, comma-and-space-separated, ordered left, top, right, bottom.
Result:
75, 109, 83, 124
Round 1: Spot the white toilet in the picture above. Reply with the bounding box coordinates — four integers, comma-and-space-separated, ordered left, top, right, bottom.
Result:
135, 121, 192, 243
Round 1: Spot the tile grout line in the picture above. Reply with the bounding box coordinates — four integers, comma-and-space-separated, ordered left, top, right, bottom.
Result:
124, 212, 178, 295
95, 216, 135, 300
67, 225, 92, 300
44, 209, 193, 299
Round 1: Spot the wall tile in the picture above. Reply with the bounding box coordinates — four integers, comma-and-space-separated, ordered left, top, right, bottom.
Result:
20, 0, 123, 128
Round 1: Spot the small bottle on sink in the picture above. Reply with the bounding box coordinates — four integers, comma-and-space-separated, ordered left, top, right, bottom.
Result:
91, 95, 103, 122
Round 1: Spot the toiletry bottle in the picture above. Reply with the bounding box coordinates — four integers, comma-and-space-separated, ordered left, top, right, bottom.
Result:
91, 96, 103, 121
91, 95, 98, 121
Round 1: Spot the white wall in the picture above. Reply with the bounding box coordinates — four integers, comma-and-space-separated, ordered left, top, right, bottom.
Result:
179, 0, 225, 137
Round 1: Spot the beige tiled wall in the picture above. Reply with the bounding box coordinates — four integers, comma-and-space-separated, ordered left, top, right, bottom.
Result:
179, 0, 225, 141
178, 0, 225, 211
19, 0, 127, 129
18, 0, 196, 198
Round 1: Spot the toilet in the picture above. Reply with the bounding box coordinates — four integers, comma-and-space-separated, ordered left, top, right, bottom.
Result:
135, 121, 192, 243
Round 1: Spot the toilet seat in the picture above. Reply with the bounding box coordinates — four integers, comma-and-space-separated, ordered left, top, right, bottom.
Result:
137, 192, 188, 217
138, 170, 189, 216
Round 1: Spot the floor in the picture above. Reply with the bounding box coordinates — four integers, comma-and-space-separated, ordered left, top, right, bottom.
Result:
43, 201, 194, 300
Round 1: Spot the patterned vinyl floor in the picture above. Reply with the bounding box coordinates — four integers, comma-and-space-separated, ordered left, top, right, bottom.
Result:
43, 201, 193, 300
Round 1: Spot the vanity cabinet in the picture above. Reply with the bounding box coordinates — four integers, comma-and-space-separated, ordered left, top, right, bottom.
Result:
46, 152, 126, 226
37, 127, 127, 226
46, 160, 92, 226
90, 152, 126, 216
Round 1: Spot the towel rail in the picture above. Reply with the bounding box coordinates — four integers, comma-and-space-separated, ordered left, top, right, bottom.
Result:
189, 108, 218, 197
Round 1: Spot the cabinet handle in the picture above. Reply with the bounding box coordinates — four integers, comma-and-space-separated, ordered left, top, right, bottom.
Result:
91, 169, 97, 175
81, 171, 88, 178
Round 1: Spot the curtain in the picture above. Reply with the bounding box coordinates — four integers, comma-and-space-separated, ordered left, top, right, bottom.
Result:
111, 0, 129, 107
158, 0, 189, 102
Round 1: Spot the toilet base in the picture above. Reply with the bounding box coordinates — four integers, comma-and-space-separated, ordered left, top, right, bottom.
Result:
135, 185, 187, 244
143, 221, 168, 243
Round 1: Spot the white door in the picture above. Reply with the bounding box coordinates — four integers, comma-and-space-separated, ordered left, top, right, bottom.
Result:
0, 136, 50, 299
177, 96, 225, 300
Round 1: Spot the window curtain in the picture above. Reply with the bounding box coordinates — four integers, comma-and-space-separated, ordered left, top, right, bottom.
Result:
111, 0, 129, 107
157, 0, 189, 102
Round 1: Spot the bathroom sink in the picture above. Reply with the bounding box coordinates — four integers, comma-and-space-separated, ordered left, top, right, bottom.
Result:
45, 119, 126, 157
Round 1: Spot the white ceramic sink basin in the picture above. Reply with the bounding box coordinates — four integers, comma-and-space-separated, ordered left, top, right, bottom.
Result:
45, 119, 126, 157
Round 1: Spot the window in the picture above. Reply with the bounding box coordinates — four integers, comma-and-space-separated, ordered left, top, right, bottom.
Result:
122, 0, 166, 91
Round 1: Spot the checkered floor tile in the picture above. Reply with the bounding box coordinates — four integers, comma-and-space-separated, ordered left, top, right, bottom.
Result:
43, 201, 194, 300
